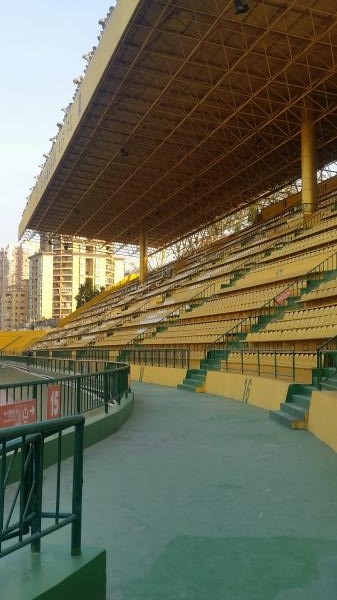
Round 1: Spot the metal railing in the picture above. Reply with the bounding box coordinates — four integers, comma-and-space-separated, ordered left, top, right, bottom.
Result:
221, 349, 315, 381
75, 348, 110, 360
0, 415, 84, 558
0, 359, 130, 419
2, 354, 111, 376
51, 350, 72, 358
120, 348, 190, 369
317, 334, 337, 390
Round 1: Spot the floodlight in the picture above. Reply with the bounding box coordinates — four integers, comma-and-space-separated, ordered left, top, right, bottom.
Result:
234, 0, 249, 14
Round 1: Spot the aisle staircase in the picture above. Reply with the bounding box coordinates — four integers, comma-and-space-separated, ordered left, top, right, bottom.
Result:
269, 383, 314, 429
177, 256, 337, 426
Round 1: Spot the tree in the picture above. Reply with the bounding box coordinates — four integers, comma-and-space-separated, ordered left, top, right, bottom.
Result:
75, 278, 101, 308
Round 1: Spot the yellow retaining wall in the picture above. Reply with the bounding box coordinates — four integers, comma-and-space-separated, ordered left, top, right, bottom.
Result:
205, 371, 289, 411
130, 365, 186, 387
308, 390, 337, 452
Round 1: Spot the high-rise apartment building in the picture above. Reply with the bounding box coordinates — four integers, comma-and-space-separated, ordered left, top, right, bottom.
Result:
0, 237, 126, 329
29, 236, 124, 324
0, 243, 34, 329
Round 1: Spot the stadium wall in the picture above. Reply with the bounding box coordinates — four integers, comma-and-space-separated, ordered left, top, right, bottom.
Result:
308, 390, 337, 452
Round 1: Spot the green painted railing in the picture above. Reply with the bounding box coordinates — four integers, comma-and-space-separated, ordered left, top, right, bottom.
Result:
51, 349, 72, 358
0, 359, 130, 420
120, 347, 190, 369
316, 335, 337, 390
75, 348, 110, 360
0, 415, 84, 558
2, 354, 112, 376
221, 349, 315, 381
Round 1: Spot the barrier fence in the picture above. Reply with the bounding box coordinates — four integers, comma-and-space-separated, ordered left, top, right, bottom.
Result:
0, 358, 130, 421
220, 349, 315, 381
0, 415, 84, 558
119, 347, 190, 369
1, 354, 116, 376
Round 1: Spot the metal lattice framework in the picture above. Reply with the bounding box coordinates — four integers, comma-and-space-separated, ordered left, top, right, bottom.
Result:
19, 0, 337, 252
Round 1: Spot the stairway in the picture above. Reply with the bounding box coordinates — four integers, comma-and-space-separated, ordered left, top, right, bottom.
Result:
177, 369, 207, 392
269, 383, 314, 429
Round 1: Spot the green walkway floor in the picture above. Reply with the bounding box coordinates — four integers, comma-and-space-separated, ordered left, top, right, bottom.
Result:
38, 383, 337, 598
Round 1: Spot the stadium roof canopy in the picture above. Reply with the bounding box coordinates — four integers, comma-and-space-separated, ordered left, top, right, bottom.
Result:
19, 0, 337, 250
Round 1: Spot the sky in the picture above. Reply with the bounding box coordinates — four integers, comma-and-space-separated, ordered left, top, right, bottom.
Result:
0, 0, 114, 248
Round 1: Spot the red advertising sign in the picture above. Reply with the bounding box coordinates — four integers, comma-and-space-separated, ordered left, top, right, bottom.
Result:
47, 385, 61, 420
0, 400, 37, 428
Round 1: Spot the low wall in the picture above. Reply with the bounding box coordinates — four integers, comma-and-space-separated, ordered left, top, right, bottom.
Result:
0, 545, 106, 600
308, 390, 337, 452
205, 371, 289, 410
130, 365, 186, 387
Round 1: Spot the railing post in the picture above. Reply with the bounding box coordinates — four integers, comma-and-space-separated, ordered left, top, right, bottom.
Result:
76, 378, 81, 413
103, 372, 109, 414
317, 349, 321, 390
31, 435, 44, 553
274, 351, 277, 378
71, 420, 84, 556
32, 384, 39, 421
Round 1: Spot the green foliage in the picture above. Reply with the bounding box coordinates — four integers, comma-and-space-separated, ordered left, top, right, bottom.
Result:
75, 278, 101, 308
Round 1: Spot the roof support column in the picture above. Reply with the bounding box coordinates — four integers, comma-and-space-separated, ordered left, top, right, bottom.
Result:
139, 229, 148, 283
301, 103, 317, 219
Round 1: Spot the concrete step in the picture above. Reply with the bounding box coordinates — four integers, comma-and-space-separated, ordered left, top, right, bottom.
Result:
290, 394, 311, 410
187, 369, 207, 376
269, 410, 306, 430
183, 377, 205, 387
177, 383, 197, 392
201, 360, 221, 370
280, 402, 307, 420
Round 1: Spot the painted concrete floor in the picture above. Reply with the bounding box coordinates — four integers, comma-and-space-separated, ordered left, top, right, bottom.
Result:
40, 383, 337, 598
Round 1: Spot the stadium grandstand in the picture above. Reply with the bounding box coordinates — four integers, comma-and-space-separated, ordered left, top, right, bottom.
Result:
3, 1, 337, 598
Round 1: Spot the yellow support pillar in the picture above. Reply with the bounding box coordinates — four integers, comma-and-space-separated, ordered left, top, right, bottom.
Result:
139, 230, 148, 283
301, 106, 317, 219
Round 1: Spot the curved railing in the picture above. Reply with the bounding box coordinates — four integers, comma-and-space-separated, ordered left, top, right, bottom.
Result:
0, 356, 130, 420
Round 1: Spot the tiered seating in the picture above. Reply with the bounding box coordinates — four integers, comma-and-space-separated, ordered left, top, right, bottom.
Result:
300, 279, 337, 305
180, 284, 289, 319
28, 193, 337, 387
0, 330, 47, 353
230, 249, 333, 291
221, 351, 316, 383
142, 318, 252, 346
246, 305, 337, 349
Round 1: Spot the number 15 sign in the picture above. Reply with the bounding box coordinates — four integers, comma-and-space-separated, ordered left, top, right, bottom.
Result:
47, 385, 62, 420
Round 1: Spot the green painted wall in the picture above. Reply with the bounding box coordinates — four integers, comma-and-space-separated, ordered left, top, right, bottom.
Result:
0, 546, 106, 600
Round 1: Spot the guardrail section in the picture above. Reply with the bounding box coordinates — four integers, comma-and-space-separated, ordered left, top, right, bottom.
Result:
0, 415, 84, 558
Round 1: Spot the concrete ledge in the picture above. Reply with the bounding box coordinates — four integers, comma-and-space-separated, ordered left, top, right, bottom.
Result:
0, 545, 106, 600
205, 371, 289, 410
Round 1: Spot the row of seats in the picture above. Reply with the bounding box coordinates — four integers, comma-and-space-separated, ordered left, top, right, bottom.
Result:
31, 194, 337, 361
